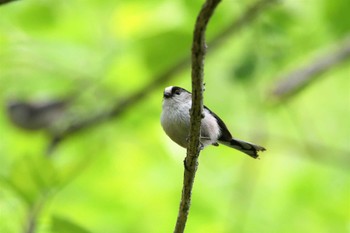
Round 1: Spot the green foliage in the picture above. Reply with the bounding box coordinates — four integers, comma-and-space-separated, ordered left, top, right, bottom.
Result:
0, 0, 349, 233
51, 215, 92, 233
1, 156, 57, 206
322, 0, 350, 37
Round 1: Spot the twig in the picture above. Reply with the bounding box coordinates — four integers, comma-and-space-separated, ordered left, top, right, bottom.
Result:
0, 0, 18, 6
47, 0, 277, 153
173, 1, 221, 233
270, 35, 350, 101
23, 194, 49, 233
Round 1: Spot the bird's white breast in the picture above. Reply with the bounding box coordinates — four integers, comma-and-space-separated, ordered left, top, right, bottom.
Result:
161, 99, 191, 148
161, 99, 221, 148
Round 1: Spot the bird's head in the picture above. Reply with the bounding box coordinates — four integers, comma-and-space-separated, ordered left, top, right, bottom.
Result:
163, 86, 191, 104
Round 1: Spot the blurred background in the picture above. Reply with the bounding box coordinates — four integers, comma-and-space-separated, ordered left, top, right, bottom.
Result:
0, 0, 349, 232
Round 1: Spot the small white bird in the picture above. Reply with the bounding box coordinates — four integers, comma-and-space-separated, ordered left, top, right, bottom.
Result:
161, 86, 266, 159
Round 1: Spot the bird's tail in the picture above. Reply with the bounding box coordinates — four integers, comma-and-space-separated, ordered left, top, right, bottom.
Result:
221, 138, 266, 159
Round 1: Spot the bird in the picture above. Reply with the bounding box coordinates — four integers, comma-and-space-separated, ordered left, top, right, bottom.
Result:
160, 86, 266, 159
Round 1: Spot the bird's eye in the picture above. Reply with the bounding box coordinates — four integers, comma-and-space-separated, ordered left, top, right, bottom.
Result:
174, 90, 181, 95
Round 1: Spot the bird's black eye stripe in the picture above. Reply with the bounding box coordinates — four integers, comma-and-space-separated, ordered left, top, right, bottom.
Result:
172, 87, 182, 95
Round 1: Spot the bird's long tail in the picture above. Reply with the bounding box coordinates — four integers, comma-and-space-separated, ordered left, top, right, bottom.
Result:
221, 138, 266, 159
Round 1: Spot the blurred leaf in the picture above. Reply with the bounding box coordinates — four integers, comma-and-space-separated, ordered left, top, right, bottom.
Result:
322, 0, 350, 37
232, 52, 257, 82
141, 30, 190, 73
1, 156, 59, 205
16, 2, 59, 30
52, 215, 92, 233
253, 6, 295, 65
263, 6, 295, 32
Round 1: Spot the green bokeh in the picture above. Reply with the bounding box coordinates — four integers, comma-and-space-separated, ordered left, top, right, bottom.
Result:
0, 0, 349, 233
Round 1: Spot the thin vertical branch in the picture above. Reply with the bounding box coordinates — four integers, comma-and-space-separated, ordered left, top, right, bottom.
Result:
47, 0, 277, 152
173, 1, 221, 233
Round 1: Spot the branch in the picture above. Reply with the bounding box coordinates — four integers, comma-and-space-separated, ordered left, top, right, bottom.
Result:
173, 1, 221, 233
23, 194, 49, 233
270, 35, 350, 101
47, 0, 277, 153
0, 0, 18, 6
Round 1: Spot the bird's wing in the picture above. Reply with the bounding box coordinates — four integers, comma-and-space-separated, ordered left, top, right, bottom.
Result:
203, 106, 232, 141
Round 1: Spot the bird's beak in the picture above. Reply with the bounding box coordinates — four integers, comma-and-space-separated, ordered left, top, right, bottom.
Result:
163, 91, 172, 98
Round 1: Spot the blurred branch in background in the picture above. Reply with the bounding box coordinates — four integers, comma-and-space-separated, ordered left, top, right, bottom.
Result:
270, 35, 350, 102
272, 134, 350, 170
303, 142, 348, 169
0, 0, 18, 6
24, 195, 48, 233
299, 142, 350, 170
0, 154, 93, 233
6, 99, 70, 131
47, 0, 278, 154
174, 0, 221, 232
